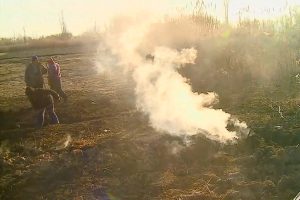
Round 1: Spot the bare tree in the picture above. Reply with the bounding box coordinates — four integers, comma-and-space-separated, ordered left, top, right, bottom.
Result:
224, 0, 229, 25
23, 27, 27, 44
59, 11, 72, 39
59, 10, 67, 35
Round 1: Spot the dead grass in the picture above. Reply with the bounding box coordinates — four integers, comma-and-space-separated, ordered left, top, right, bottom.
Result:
0, 46, 299, 200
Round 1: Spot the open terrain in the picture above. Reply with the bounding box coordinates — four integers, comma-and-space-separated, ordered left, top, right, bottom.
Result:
0, 47, 300, 200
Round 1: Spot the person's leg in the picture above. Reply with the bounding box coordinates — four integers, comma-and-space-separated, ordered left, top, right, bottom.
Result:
46, 103, 59, 124
36, 108, 46, 128
56, 79, 67, 100
49, 81, 55, 91
51, 80, 67, 100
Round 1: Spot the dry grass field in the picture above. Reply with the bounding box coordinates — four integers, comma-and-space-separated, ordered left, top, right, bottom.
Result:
0, 46, 300, 200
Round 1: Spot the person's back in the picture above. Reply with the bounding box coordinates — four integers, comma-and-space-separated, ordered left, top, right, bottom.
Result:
25, 56, 47, 88
48, 60, 61, 84
25, 86, 60, 128
25, 87, 59, 110
47, 57, 67, 100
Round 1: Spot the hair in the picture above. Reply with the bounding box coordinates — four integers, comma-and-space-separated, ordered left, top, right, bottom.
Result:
32, 56, 38, 61
25, 86, 34, 96
48, 57, 55, 64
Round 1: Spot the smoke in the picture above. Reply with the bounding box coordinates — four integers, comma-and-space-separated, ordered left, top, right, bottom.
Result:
97, 13, 248, 143
133, 47, 247, 142
53, 134, 72, 150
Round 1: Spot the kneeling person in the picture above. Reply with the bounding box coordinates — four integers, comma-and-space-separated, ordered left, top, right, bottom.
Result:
25, 86, 60, 128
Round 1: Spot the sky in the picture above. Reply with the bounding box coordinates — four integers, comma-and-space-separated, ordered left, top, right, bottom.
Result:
0, 0, 300, 38
0, 0, 184, 38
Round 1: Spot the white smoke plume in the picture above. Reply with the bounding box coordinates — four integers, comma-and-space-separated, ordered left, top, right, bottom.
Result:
97, 14, 248, 143
133, 47, 245, 142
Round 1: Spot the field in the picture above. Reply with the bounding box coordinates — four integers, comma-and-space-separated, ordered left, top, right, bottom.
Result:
0, 44, 300, 200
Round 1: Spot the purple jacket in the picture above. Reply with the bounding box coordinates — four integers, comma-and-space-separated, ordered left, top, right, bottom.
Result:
48, 63, 61, 82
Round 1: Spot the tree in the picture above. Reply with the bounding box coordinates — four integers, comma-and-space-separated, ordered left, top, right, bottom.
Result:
59, 11, 72, 39
224, 0, 229, 25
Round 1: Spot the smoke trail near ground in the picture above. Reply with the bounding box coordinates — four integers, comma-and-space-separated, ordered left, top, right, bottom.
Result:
97, 15, 248, 143
133, 47, 247, 142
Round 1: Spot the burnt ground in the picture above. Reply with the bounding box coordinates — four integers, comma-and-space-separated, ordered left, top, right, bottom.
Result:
0, 49, 300, 200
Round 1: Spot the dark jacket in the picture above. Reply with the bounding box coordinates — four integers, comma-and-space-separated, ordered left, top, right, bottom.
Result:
25, 62, 47, 88
25, 87, 60, 110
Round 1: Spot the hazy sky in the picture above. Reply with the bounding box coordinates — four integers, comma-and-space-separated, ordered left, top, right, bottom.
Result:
0, 0, 300, 38
0, 0, 184, 38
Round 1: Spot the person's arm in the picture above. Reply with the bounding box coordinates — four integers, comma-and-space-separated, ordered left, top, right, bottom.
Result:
39, 63, 48, 74
48, 89, 60, 101
24, 65, 31, 86
35, 88, 60, 101
56, 63, 61, 77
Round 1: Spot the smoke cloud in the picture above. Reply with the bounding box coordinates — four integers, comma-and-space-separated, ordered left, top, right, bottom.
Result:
97, 13, 248, 143
133, 47, 240, 142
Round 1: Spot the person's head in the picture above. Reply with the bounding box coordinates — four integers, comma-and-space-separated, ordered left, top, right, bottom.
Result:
32, 56, 39, 63
47, 57, 55, 65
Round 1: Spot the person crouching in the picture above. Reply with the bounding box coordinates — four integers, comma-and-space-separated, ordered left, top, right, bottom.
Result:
25, 86, 60, 128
